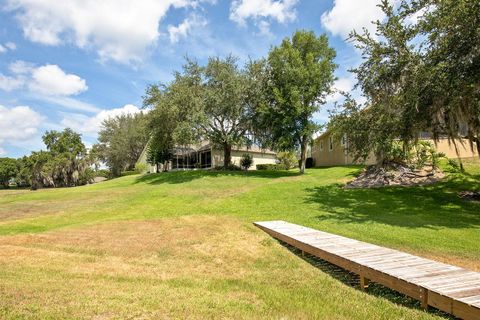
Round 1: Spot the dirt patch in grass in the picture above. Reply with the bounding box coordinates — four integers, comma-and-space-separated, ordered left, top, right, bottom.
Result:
0, 215, 440, 319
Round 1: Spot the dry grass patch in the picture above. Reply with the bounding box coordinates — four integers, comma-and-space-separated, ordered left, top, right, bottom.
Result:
0, 215, 440, 319
0, 189, 134, 223
416, 251, 480, 272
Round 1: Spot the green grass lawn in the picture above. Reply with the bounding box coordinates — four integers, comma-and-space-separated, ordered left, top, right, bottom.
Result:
0, 160, 479, 319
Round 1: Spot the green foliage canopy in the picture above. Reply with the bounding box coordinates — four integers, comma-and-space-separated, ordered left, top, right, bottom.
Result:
0, 157, 18, 188
256, 30, 337, 173
95, 113, 149, 176
145, 56, 261, 168
13, 128, 92, 188
330, 0, 480, 165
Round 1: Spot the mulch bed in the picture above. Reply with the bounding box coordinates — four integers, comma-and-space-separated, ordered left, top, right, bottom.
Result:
346, 163, 445, 189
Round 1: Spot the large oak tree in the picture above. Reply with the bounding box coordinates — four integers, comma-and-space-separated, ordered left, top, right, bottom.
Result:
146, 56, 259, 168
331, 0, 480, 165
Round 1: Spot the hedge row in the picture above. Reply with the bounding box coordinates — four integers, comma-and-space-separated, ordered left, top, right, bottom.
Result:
256, 163, 287, 170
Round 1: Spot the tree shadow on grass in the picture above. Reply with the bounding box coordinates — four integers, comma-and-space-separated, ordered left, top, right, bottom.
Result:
304, 175, 480, 229
134, 169, 302, 185
278, 241, 453, 319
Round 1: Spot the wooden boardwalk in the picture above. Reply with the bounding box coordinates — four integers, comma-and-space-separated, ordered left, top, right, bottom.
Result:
254, 220, 480, 320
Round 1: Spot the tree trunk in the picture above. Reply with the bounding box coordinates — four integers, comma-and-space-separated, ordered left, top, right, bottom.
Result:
375, 150, 385, 168
300, 138, 308, 174
474, 136, 480, 160
223, 143, 232, 167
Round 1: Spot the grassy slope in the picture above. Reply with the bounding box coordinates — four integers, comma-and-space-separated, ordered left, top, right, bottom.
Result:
0, 160, 479, 319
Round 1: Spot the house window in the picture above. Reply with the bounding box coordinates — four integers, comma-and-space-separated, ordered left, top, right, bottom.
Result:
341, 134, 346, 146
320, 140, 323, 151
329, 136, 333, 151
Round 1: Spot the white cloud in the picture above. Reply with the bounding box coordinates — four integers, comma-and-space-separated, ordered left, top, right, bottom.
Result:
1, 61, 88, 96
0, 105, 44, 147
28, 64, 87, 96
321, 0, 388, 39
0, 42, 17, 53
168, 15, 207, 43
0, 147, 5, 155
230, 0, 297, 34
257, 20, 273, 37
0, 61, 95, 113
5, 42, 16, 50
326, 76, 355, 103
405, 6, 428, 26
0, 74, 24, 91
61, 104, 142, 136
40, 96, 101, 113
6, 0, 200, 64
8, 60, 33, 74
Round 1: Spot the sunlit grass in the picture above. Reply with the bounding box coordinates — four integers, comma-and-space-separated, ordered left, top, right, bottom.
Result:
0, 160, 479, 319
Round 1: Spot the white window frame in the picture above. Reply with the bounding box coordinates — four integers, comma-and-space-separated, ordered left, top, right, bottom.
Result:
341, 134, 346, 146
320, 140, 323, 151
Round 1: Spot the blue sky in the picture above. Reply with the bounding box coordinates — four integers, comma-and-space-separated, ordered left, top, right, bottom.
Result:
0, 0, 385, 158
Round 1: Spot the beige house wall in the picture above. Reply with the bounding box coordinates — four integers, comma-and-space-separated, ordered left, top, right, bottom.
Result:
434, 139, 479, 159
312, 134, 377, 166
313, 133, 478, 167
213, 149, 277, 170
138, 144, 277, 173
312, 135, 349, 166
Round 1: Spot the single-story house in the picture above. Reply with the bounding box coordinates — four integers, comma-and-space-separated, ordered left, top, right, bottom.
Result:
137, 141, 277, 173
312, 131, 479, 167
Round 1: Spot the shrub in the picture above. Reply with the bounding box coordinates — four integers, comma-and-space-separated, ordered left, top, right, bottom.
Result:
414, 141, 445, 169
94, 169, 111, 178
382, 140, 445, 169
240, 153, 254, 171
446, 158, 464, 173
277, 151, 297, 170
78, 167, 95, 185
214, 164, 242, 171
134, 163, 147, 174
256, 163, 287, 170
384, 141, 410, 164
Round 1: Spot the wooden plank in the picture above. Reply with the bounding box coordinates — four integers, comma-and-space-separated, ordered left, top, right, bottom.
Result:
452, 289, 480, 299
254, 221, 480, 320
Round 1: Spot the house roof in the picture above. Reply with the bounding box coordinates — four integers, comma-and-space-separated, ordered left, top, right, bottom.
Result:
198, 142, 276, 155
171, 146, 197, 155
233, 144, 276, 155
315, 131, 330, 141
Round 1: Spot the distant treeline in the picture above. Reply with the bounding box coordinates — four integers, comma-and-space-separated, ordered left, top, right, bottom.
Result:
0, 129, 97, 189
